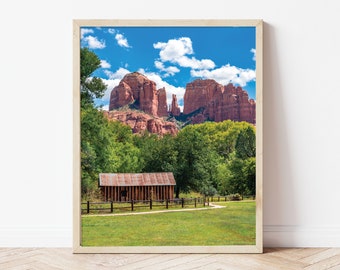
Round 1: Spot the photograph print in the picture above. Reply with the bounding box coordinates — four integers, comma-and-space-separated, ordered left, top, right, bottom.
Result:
73, 20, 263, 253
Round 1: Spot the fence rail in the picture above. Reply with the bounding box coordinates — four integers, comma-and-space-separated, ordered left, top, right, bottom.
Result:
81, 195, 255, 215
81, 198, 206, 215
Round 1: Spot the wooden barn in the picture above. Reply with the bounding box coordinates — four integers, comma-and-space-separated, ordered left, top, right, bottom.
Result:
99, 172, 176, 202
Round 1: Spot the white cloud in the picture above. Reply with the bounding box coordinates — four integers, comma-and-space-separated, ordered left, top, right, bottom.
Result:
178, 56, 215, 69
101, 104, 109, 111
115, 33, 131, 48
104, 67, 130, 80
154, 61, 180, 77
82, 35, 106, 49
138, 68, 185, 111
191, 64, 256, 87
251, 48, 256, 61
154, 37, 193, 60
108, 28, 116, 34
153, 37, 215, 70
81, 28, 94, 39
100, 60, 111, 69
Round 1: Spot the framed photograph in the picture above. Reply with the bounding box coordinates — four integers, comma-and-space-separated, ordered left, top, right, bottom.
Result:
73, 19, 263, 253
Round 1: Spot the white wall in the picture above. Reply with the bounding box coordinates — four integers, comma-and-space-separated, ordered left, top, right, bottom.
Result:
1, 0, 339, 247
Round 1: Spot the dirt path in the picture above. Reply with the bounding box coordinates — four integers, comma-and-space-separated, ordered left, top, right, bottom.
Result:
83, 203, 226, 217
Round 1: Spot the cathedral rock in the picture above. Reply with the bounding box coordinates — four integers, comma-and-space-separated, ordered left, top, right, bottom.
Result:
109, 72, 167, 118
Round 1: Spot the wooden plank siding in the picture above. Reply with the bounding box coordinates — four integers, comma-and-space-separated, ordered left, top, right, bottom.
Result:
99, 173, 176, 202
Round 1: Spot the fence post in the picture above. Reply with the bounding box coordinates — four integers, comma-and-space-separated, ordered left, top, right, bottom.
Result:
111, 201, 113, 213
87, 201, 90, 214
181, 198, 184, 208
203, 196, 205, 207
131, 200, 134, 211
150, 199, 152, 210
194, 198, 197, 208
218, 196, 220, 202
166, 199, 168, 209
207, 197, 210, 206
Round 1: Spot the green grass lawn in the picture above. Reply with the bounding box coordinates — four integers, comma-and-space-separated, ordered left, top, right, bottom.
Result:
81, 201, 255, 246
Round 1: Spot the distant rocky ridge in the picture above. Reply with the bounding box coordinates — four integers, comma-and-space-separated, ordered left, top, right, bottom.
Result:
106, 72, 255, 135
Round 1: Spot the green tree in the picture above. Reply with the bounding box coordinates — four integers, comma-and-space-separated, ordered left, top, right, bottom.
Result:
81, 105, 143, 198
80, 47, 107, 106
174, 125, 218, 197
235, 125, 256, 159
222, 154, 256, 198
138, 134, 177, 173
215, 163, 232, 195
242, 157, 256, 197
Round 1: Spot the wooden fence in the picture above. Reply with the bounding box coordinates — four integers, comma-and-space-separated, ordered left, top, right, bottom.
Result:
81, 195, 255, 215
81, 198, 205, 215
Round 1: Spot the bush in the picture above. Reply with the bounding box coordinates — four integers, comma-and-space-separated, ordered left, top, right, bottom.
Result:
228, 193, 242, 201
200, 186, 217, 197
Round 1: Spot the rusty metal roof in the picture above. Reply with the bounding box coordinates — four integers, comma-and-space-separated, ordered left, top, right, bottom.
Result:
99, 172, 176, 187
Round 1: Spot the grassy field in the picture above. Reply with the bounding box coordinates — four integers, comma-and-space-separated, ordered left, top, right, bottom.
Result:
81, 200, 255, 246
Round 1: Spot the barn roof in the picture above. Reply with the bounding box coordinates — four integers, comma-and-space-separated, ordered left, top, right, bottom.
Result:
99, 172, 176, 187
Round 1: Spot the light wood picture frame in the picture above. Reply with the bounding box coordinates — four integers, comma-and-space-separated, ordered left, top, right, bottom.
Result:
73, 19, 263, 253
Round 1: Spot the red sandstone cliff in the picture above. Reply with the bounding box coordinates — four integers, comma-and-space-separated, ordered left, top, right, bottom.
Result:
157, 87, 168, 117
109, 72, 168, 118
104, 110, 177, 136
170, 94, 181, 116
183, 79, 255, 124
108, 73, 255, 134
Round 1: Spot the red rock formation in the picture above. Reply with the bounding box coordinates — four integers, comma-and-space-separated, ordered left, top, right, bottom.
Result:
109, 72, 169, 118
183, 80, 255, 124
139, 79, 158, 116
183, 79, 223, 115
170, 94, 181, 116
109, 81, 134, 110
104, 110, 178, 136
157, 87, 168, 117
219, 84, 256, 124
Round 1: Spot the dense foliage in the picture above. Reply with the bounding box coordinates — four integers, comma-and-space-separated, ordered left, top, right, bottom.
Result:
80, 48, 256, 200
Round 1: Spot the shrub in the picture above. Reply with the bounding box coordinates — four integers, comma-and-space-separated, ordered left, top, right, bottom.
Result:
229, 193, 242, 201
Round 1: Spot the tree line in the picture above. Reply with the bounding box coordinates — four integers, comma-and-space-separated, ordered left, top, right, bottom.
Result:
80, 48, 256, 200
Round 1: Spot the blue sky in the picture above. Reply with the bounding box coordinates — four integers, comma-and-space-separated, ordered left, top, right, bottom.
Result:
81, 26, 256, 111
